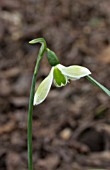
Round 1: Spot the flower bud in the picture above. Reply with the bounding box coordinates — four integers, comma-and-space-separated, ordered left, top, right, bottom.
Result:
47, 48, 60, 66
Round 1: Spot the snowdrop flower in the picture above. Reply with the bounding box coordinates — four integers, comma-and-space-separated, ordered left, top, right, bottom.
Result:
34, 49, 91, 105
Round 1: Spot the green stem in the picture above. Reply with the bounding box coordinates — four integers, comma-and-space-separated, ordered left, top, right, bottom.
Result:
28, 38, 46, 170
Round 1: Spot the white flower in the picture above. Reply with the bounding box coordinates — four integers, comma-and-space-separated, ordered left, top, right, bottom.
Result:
34, 64, 91, 105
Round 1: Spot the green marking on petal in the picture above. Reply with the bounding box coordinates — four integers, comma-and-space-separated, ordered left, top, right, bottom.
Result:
54, 67, 67, 87
57, 64, 91, 80
34, 68, 54, 105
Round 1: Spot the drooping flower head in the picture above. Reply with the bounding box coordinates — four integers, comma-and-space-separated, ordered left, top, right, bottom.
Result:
34, 49, 91, 105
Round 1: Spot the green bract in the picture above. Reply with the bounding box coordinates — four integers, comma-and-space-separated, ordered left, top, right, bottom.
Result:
34, 64, 91, 105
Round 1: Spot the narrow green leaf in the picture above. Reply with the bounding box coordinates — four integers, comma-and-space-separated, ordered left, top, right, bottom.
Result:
86, 75, 110, 96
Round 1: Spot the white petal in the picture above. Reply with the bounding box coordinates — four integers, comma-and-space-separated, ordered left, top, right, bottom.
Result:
57, 64, 91, 80
34, 68, 54, 105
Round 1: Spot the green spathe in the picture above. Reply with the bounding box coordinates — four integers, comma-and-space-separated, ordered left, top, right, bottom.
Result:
29, 38, 46, 47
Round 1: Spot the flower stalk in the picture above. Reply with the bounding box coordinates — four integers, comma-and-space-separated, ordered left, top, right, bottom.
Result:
28, 38, 46, 170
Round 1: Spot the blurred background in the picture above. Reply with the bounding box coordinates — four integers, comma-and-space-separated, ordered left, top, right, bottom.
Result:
0, 0, 110, 170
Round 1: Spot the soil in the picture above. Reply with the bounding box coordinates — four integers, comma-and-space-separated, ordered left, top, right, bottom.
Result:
0, 0, 110, 170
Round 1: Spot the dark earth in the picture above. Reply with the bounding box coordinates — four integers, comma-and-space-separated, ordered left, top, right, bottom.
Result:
0, 0, 110, 170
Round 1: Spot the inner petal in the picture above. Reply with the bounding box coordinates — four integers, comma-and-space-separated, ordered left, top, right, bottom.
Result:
54, 67, 67, 87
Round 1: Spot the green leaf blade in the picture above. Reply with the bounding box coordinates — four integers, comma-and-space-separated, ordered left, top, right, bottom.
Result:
86, 75, 110, 96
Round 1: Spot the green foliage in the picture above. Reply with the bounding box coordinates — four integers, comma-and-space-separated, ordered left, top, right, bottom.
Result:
87, 75, 110, 96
